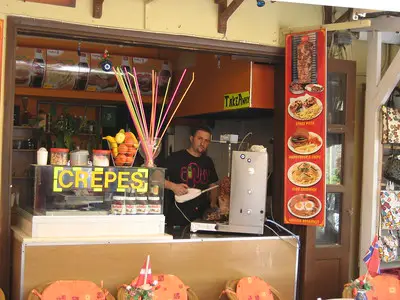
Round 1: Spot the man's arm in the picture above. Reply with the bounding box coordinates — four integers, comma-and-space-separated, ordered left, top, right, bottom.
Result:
165, 179, 188, 196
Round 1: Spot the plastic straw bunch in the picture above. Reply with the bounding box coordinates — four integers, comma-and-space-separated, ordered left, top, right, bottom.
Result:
113, 66, 195, 166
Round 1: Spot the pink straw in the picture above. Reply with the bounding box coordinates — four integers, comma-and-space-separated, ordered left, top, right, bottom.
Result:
152, 74, 159, 141
123, 67, 146, 136
132, 67, 150, 140
155, 69, 187, 137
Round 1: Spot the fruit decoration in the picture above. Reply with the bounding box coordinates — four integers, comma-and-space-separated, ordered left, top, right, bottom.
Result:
103, 129, 138, 167
124, 256, 158, 300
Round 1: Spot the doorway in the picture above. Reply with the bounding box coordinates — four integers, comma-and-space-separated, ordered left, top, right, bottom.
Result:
301, 59, 358, 299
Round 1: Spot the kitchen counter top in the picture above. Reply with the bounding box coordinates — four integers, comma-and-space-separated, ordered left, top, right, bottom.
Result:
12, 220, 298, 246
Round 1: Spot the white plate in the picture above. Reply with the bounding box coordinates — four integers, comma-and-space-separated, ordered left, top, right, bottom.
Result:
289, 83, 305, 94
287, 194, 322, 219
175, 188, 201, 203
288, 131, 323, 155
287, 161, 322, 187
288, 94, 323, 121
305, 83, 324, 93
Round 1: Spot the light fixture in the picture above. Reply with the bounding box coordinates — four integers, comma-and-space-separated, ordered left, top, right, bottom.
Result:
256, 0, 265, 7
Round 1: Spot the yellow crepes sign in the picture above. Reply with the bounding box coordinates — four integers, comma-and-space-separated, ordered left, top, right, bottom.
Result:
53, 167, 149, 193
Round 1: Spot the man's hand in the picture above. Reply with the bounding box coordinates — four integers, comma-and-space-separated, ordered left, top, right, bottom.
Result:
171, 183, 189, 196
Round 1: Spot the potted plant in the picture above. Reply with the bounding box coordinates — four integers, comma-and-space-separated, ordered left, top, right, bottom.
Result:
52, 108, 76, 150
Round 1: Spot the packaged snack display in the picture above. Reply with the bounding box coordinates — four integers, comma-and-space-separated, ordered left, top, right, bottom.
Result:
50, 148, 69, 166
92, 150, 111, 167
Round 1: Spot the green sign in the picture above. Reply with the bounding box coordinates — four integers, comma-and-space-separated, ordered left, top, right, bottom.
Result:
224, 91, 251, 110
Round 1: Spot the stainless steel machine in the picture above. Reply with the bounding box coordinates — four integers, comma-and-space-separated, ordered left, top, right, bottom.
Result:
190, 150, 268, 234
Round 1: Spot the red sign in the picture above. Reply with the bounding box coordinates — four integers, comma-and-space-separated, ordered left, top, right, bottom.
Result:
284, 29, 326, 227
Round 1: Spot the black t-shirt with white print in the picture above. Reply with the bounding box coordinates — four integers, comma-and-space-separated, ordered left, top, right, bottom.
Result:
163, 149, 218, 226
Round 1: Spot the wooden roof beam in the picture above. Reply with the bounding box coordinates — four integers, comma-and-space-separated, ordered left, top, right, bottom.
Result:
215, 0, 245, 35
335, 8, 353, 23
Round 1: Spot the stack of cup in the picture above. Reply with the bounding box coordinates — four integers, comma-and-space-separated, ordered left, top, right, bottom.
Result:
37, 148, 48, 165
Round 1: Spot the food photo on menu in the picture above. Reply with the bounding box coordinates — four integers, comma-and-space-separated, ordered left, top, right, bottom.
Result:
287, 194, 322, 219
288, 161, 322, 187
288, 128, 322, 155
288, 94, 323, 121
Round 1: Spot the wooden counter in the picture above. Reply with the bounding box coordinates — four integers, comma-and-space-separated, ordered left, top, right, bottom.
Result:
11, 228, 298, 300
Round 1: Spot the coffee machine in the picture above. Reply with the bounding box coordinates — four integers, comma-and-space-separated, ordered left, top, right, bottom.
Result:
190, 150, 268, 234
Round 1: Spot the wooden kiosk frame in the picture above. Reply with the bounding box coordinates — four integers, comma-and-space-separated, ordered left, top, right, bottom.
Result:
0, 16, 298, 300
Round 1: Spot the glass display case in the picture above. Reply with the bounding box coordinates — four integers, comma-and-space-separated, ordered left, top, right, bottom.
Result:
23, 165, 165, 216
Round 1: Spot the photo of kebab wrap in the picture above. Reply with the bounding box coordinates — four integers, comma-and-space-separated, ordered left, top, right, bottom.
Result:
297, 35, 314, 84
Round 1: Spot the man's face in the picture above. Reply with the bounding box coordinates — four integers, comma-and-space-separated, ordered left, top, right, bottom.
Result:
190, 130, 211, 155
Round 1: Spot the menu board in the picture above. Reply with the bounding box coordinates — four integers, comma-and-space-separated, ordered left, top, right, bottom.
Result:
15, 47, 47, 88
132, 57, 172, 96
284, 29, 327, 227
43, 49, 79, 90
86, 53, 120, 93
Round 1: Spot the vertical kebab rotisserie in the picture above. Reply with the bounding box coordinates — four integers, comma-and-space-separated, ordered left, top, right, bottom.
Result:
203, 176, 231, 221
297, 35, 314, 84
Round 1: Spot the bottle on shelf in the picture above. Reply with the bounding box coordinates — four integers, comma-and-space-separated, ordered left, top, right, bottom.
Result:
74, 53, 90, 91
30, 49, 45, 88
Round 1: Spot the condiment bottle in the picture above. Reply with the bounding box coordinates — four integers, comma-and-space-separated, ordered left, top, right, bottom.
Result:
30, 49, 45, 88
125, 189, 136, 215
74, 52, 89, 91
148, 185, 161, 214
135, 190, 148, 214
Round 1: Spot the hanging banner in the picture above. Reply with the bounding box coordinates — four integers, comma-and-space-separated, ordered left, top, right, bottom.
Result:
284, 29, 326, 227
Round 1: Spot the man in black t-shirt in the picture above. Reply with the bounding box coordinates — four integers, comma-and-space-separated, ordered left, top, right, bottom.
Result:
163, 126, 219, 226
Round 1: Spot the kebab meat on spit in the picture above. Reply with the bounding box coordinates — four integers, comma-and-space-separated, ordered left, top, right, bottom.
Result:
203, 176, 231, 221
297, 35, 314, 84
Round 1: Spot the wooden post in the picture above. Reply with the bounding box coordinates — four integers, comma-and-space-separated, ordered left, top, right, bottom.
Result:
359, 31, 400, 274
359, 31, 381, 274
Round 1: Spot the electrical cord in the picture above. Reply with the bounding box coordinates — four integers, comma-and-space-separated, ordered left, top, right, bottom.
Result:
238, 132, 253, 151
265, 219, 300, 250
175, 200, 192, 223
